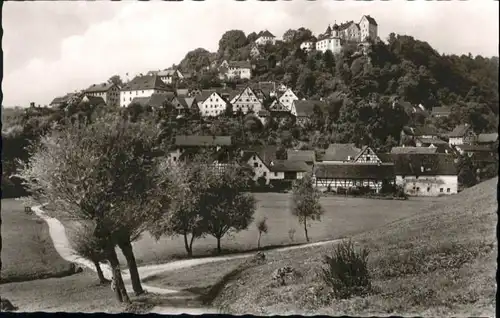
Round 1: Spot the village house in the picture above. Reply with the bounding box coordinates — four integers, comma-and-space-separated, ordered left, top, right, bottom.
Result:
241, 146, 311, 184
156, 69, 184, 85
168, 135, 232, 163
79, 95, 106, 108
454, 144, 498, 167
476, 133, 498, 146
84, 82, 120, 107
287, 150, 316, 166
387, 153, 458, 196
290, 100, 327, 125
250, 45, 261, 58
120, 75, 172, 107
219, 60, 252, 80
255, 30, 276, 46
49, 93, 75, 108
129, 92, 175, 108
431, 106, 452, 118
447, 124, 476, 146
414, 137, 451, 153
197, 91, 229, 117
170, 96, 197, 117
231, 86, 264, 115
300, 41, 315, 52
316, 143, 362, 163
313, 162, 395, 193
276, 88, 299, 111
400, 125, 441, 146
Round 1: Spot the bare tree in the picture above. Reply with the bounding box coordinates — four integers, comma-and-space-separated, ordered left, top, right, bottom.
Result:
256, 217, 268, 249
291, 174, 323, 242
16, 115, 172, 302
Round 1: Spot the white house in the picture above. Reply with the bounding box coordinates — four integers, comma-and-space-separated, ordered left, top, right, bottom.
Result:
168, 135, 232, 163
391, 153, 458, 196
219, 60, 252, 80
119, 75, 172, 107
156, 69, 184, 85
448, 124, 476, 146
197, 91, 229, 117
84, 82, 121, 107
276, 88, 299, 111
315, 24, 343, 54
255, 30, 276, 46
300, 41, 315, 52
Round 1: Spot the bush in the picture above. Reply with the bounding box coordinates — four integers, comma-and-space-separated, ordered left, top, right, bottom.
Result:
320, 240, 372, 299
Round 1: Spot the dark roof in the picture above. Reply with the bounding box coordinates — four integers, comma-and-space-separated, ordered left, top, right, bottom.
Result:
388, 153, 457, 176
241, 146, 278, 167
81, 95, 106, 106
362, 15, 378, 26
50, 96, 66, 105
184, 97, 197, 109
293, 100, 327, 117
320, 143, 361, 162
456, 144, 495, 152
338, 21, 354, 31
314, 163, 395, 179
259, 30, 275, 38
287, 150, 316, 162
172, 97, 189, 109
121, 75, 171, 91
176, 88, 189, 96
130, 92, 175, 108
258, 109, 270, 117
228, 61, 251, 69
85, 82, 116, 93
197, 90, 217, 103
431, 106, 452, 115
416, 137, 448, 145
402, 125, 439, 137
270, 160, 311, 173
175, 135, 232, 147
476, 133, 498, 143
448, 124, 472, 137
391, 147, 439, 154
157, 69, 177, 77
269, 100, 288, 112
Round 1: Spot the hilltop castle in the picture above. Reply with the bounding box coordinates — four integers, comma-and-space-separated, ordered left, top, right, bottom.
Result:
300, 15, 378, 54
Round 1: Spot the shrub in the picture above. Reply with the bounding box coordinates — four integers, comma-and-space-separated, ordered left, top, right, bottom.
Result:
320, 240, 372, 299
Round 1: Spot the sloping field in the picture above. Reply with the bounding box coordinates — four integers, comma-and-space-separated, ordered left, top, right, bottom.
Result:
211, 178, 497, 316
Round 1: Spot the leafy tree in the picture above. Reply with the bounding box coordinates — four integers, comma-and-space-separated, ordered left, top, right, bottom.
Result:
16, 115, 171, 302
108, 75, 123, 87
201, 163, 256, 253
291, 174, 323, 242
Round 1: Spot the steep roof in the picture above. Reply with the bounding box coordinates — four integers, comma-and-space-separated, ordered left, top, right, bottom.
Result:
456, 144, 495, 152
390, 147, 439, 154
431, 106, 452, 115
50, 96, 67, 105
121, 75, 171, 91
476, 133, 498, 144
198, 90, 217, 103
241, 145, 278, 167
184, 97, 197, 109
174, 135, 232, 147
228, 60, 251, 69
293, 100, 327, 117
338, 21, 355, 31
416, 137, 448, 145
402, 125, 439, 137
286, 150, 316, 162
388, 153, 457, 176
157, 69, 177, 77
130, 92, 175, 107
361, 15, 378, 26
85, 82, 116, 93
270, 160, 311, 173
314, 163, 395, 179
176, 88, 189, 96
320, 143, 362, 162
259, 30, 275, 38
448, 124, 472, 138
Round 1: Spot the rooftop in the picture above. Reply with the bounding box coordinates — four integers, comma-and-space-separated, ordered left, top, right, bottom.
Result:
121, 75, 171, 92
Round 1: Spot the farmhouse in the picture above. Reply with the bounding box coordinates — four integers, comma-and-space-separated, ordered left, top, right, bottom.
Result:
431, 106, 452, 118
120, 75, 172, 107
156, 69, 184, 84
231, 86, 264, 114
168, 135, 232, 163
448, 124, 476, 146
290, 100, 327, 125
197, 91, 229, 117
219, 60, 252, 80
49, 93, 76, 108
400, 125, 440, 145
84, 82, 120, 107
79, 95, 106, 108
316, 143, 362, 163
129, 92, 175, 108
286, 150, 316, 165
276, 88, 299, 111
313, 162, 395, 193
170, 96, 197, 117
389, 153, 458, 196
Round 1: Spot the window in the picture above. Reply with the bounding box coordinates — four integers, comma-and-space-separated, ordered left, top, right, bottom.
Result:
447, 188, 450, 193
440, 188, 444, 193
366, 156, 371, 161
263, 172, 267, 177
427, 187, 430, 192
254, 162, 258, 168
416, 187, 420, 192
402, 176, 405, 179
274, 172, 278, 176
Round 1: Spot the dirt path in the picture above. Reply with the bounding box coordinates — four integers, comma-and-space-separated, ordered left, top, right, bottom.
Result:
32, 205, 342, 314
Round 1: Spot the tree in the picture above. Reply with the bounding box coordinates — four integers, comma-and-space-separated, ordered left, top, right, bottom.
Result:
148, 153, 211, 257
108, 75, 123, 87
201, 163, 256, 253
256, 217, 268, 249
16, 115, 172, 302
291, 174, 323, 242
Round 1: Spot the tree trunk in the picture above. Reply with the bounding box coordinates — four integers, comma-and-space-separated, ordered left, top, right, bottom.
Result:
303, 218, 309, 242
258, 232, 262, 249
189, 232, 196, 257
183, 232, 192, 257
216, 237, 222, 254
118, 239, 145, 296
107, 247, 130, 303
93, 260, 108, 284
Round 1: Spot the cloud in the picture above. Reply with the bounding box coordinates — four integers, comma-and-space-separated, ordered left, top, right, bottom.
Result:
2, 0, 499, 107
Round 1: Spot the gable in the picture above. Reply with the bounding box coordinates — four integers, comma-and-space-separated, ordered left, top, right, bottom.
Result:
353, 146, 381, 163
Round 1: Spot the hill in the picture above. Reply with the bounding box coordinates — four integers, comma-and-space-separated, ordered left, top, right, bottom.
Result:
211, 178, 497, 316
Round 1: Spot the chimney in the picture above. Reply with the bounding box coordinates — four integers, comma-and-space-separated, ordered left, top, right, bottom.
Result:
30, 102, 35, 107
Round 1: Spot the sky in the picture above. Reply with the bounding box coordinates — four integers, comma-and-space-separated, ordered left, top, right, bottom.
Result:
2, 0, 499, 107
